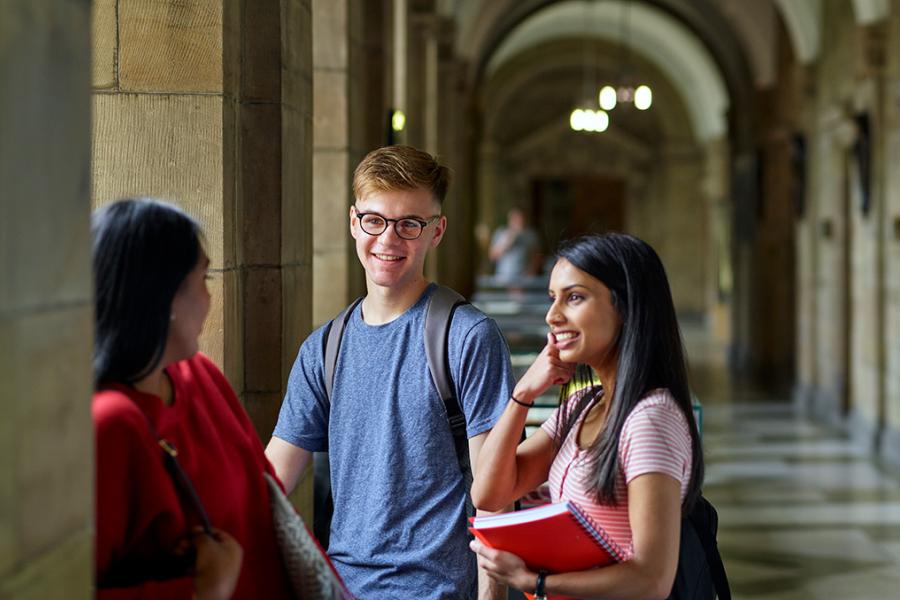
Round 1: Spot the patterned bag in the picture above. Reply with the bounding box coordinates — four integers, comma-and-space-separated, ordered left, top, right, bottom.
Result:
264, 473, 354, 600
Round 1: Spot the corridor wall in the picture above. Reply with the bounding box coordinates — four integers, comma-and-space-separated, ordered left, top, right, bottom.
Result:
794, 0, 900, 465
0, 1, 93, 596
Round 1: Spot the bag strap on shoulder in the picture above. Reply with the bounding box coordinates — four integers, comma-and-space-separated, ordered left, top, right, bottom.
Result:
424, 285, 467, 439
323, 296, 364, 402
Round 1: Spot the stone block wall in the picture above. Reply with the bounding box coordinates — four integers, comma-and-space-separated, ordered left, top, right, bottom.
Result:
312, 0, 378, 327
1, 1, 93, 596
90, 0, 314, 515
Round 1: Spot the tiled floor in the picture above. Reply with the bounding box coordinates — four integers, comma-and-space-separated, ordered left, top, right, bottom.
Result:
703, 402, 900, 599
475, 284, 900, 599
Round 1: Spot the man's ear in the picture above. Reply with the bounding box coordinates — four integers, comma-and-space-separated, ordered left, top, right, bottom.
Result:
349, 205, 359, 239
430, 215, 447, 248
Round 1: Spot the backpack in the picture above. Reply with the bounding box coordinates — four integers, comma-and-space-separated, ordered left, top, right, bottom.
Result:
667, 495, 731, 600
313, 285, 473, 545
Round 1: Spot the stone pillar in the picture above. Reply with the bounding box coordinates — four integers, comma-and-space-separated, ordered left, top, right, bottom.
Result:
795, 65, 821, 412
852, 20, 889, 448
312, 0, 353, 327
809, 106, 856, 423
436, 50, 478, 297
0, 1, 93, 596
701, 137, 732, 348
755, 83, 799, 392
728, 151, 760, 372
883, 8, 900, 464
658, 143, 707, 319
405, 3, 430, 150
91, 0, 314, 512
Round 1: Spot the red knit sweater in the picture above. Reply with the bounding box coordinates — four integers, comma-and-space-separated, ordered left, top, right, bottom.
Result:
93, 353, 291, 598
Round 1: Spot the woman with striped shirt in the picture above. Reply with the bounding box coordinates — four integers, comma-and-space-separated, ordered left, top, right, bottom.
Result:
470, 233, 704, 600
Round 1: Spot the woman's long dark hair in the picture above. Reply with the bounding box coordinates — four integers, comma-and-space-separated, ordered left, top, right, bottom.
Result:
92, 198, 202, 388
552, 233, 704, 511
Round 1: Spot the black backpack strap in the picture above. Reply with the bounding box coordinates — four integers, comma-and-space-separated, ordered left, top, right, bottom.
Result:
688, 496, 731, 600
323, 297, 364, 402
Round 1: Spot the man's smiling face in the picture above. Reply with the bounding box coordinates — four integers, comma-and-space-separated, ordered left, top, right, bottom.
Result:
349, 187, 445, 292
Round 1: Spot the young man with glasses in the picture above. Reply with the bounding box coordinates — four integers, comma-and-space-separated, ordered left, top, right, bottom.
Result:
266, 145, 514, 599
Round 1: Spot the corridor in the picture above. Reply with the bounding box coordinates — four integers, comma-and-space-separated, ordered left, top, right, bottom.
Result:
475, 281, 900, 600
7, 0, 900, 595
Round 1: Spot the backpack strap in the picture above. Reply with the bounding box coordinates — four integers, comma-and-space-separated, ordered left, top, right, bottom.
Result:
688, 495, 731, 600
423, 285, 472, 514
323, 296, 364, 402
424, 285, 467, 440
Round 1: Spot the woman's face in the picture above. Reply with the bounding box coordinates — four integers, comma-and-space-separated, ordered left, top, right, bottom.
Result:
167, 250, 211, 363
546, 258, 621, 373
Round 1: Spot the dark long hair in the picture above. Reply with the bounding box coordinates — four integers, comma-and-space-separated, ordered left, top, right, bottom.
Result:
553, 233, 704, 511
92, 198, 202, 387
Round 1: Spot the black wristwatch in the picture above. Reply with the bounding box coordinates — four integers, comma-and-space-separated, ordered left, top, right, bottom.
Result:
535, 570, 548, 600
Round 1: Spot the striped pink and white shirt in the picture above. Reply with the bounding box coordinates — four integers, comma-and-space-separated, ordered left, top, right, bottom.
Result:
540, 388, 692, 560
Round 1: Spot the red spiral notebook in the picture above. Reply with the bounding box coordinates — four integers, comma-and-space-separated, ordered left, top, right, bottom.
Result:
470, 500, 623, 597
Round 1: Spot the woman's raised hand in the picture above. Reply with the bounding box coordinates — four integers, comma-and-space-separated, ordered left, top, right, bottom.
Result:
513, 332, 576, 404
192, 527, 243, 600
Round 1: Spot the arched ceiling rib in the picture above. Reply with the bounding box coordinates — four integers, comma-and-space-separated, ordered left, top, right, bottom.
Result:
455, 0, 758, 150
485, 0, 728, 141
851, 0, 890, 24
716, 0, 776, 87
772, 0, 821, 64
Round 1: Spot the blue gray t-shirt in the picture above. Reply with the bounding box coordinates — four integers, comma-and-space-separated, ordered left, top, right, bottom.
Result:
273, 284, 513, 599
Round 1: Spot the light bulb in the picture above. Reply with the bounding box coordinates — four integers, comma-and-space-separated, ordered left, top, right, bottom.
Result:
599, 86, 617, 111
570, 108, 586, 131
391, 110, 406, 131
593, 109, 609, 132
634, 85, 652, 110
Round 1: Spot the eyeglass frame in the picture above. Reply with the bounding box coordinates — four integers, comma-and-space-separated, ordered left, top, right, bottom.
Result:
352, 206, 442, 240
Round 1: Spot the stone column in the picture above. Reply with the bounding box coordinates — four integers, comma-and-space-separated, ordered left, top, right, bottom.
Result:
436, 50, 478, 297
883, 9, 900, 463
0, 1, 93, 595
312, 0, 353, 327
756, 113, 798, 390
701, 137, 732, 348
854, 20, 889, 448
728, 151, 760, 372
91, 0, 314, 512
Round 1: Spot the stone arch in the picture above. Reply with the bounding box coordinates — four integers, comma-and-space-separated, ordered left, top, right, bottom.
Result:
483, 0, 729, 142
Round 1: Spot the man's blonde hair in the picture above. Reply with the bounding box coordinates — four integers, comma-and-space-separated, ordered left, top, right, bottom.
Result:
352, 145, 450, 205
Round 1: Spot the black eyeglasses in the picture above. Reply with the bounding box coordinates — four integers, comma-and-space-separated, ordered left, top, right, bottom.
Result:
353, 207, 441, 240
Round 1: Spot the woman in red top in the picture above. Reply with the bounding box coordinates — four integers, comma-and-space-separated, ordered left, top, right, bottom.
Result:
92, 198, 291, 598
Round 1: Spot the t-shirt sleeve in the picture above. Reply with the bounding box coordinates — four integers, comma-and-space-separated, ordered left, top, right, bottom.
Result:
539, 406, 562, 438
452, 316, 515, 437
272, 327, 330, 452
619, 395, 692, 485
